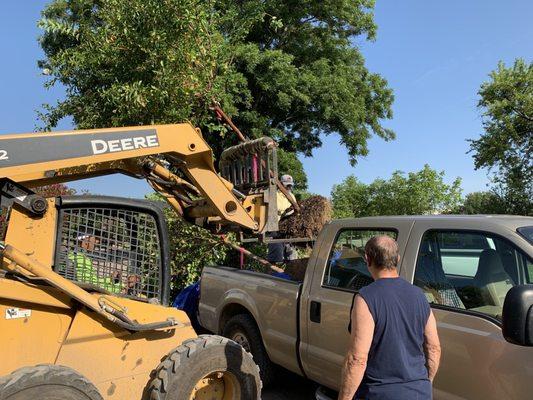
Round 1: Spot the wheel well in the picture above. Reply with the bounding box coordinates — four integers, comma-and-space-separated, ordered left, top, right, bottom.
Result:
218, 303, 255, 334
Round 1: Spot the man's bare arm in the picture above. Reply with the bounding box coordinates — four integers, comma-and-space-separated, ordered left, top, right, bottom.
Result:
423, 310, 441, 382
338, 295, 375, 400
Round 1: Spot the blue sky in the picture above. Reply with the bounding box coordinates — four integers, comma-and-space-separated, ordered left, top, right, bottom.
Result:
1, 1, 532, 198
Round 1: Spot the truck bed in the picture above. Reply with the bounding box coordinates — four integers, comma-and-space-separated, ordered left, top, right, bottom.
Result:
199, 266, 303, 374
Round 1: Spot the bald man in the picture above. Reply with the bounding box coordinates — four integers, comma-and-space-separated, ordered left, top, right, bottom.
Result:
338, 236, 441, 400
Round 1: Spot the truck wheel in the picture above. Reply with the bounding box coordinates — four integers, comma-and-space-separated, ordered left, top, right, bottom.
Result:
222, 314, 275, 387
0, 364, 102, 400
147, 334, 261, 400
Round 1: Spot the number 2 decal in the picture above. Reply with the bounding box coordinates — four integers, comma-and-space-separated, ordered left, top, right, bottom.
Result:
0, 150, 9, 160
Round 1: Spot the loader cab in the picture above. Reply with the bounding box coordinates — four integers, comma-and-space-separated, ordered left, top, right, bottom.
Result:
54, 196, 171, 305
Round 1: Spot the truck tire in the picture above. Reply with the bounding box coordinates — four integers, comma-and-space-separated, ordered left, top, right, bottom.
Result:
0, 364, 102, 400
147, 334, 261, 400
222, 314, 275, 387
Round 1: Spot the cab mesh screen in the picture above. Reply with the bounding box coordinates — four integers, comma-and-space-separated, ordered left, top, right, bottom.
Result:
55, 207, 162, 300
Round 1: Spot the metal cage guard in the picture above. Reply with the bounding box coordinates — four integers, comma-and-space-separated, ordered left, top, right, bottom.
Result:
54, 196, 171, 305
219, 137, 279, 234
219, 137, 278, 190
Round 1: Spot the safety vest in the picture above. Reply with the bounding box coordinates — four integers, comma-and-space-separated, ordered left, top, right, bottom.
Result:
68, 252, 122, 293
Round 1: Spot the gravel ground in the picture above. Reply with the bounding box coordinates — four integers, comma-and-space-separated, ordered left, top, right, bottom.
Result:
261, 369, 319, 400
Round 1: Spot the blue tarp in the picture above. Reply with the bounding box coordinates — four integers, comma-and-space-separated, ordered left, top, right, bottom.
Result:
272, 271, 292, 280
173, 281, 201, 331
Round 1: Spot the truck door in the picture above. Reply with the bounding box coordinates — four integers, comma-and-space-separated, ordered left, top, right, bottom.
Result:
403, 220, 533, 400
300, 220, 412, 390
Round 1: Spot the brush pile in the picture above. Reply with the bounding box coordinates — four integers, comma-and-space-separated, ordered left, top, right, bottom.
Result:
284, 258, 309, 281
278, 195, 332, 239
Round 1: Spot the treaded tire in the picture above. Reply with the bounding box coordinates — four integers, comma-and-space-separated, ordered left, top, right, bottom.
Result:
0, 364, 102, 400
222, 314, 275, 387
146, 334, 261, 400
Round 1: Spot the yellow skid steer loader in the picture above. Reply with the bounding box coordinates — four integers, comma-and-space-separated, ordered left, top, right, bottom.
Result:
0, 123, 278, 399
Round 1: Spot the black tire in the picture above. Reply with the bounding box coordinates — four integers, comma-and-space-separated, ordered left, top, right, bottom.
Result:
147, 334, 261, 400
0, 364, 102, 400
222, 314, 275, 387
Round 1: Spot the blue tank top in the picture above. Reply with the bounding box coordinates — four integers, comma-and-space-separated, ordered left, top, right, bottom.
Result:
355, 277, 431, 400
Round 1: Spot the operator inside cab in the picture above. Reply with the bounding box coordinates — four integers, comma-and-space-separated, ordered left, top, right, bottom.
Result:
68, 234, 142, 296
267, 174, 297, 264
68, 234, 123, 293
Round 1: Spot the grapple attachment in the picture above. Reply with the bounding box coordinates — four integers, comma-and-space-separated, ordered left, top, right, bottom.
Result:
219, 137, 278, 233
219, 137, 277, 189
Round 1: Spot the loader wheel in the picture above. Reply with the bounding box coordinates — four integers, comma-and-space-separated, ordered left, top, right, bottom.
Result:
0, 364, 102, 400
222, 314, 275, 387
147, 335, 261, 400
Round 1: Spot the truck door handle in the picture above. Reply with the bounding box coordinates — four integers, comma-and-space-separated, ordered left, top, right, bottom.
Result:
310, 301, 321, 323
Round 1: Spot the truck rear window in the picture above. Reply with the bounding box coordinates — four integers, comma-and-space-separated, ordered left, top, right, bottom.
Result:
517, 226, 533, 245
323, 229, 397, 292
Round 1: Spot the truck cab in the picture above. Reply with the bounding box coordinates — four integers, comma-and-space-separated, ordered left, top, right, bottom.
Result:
199, 215, 533, 399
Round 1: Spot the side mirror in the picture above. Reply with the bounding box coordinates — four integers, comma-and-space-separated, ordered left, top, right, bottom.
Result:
502, 285, 533, 346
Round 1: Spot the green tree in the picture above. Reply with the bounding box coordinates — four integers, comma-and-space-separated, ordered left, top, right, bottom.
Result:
34, 183, 76, 198
38, 0, 395, 291
330, 175, 370, 218
469, 59, 532, 216
145, 193, 229, 294
38, 0, 393, 164
331, 165, 462, 218
277, 149, 307, 191
38, 0, 231, 132
455, 191, 507, 215
225, 0, 395, 164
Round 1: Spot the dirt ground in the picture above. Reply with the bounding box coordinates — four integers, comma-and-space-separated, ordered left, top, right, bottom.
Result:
261, 369, 319, 400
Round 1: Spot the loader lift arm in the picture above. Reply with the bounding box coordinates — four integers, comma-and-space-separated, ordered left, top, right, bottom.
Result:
0, 123, 278, 233
0, 123, 278, 334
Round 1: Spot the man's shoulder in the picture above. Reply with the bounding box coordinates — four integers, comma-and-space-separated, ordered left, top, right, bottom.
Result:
397, 277, 428, 295
358, 279, 381, 297
360, 278, 424, 297
397, 279, 431, 311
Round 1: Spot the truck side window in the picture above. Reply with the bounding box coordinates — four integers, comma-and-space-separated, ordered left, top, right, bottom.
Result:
414, 230, 533, 320
323, 229, 397, 291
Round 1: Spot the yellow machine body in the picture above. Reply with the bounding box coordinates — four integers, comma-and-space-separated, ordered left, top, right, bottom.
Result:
0, 123, 275, 399
0, 281, 196, 399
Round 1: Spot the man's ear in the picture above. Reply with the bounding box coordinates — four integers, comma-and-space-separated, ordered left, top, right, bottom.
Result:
397, 254, 401, 265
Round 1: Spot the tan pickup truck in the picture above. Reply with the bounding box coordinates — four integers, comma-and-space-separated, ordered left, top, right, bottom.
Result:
199, 215, 533, 399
